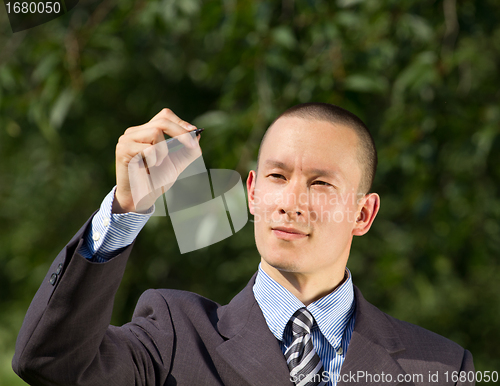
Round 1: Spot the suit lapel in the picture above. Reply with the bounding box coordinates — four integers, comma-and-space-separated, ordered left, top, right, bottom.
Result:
338, 286, 409, 386
216, 273, 292, 386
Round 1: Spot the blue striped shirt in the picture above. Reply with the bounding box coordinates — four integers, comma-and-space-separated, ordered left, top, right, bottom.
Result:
78, 187, 153, 262
79, 189, 356, 386
253, 264, 355, 386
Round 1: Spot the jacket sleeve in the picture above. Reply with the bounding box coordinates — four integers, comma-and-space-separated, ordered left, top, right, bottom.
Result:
12, 215, 174, 386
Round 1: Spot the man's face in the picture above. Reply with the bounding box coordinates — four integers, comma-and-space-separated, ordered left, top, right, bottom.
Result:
247, 116, 365, 278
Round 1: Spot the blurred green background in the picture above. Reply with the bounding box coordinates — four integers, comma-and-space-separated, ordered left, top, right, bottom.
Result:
1, 0, 499, 384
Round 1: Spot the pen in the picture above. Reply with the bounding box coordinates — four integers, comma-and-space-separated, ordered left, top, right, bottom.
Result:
166, 127, 204, 148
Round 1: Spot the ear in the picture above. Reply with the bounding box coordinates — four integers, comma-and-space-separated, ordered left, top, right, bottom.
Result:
246, 170, 257, 215
352, 193, 380, 236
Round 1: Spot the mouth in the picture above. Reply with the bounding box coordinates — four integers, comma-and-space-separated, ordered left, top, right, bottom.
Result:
271, 226, 309, 241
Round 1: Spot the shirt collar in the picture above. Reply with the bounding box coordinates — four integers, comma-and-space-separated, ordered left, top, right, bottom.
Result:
253, 263, 355, 350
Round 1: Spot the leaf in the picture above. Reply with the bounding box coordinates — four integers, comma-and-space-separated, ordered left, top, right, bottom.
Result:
50, 88, 76, 129
344, 74, 389, 93
271, 26, 296, 50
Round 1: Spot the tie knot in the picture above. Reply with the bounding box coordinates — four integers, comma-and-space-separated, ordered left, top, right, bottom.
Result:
290, 308, 315, 336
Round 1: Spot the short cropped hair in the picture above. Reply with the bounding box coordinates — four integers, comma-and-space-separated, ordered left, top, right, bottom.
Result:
257, 103, 377, 194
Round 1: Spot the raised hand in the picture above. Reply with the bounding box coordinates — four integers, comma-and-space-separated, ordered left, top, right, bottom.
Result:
113, 108, 202, 213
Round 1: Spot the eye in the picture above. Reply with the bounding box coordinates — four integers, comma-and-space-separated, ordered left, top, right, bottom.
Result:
269, 173, 286, 180
311, 180, 331, 186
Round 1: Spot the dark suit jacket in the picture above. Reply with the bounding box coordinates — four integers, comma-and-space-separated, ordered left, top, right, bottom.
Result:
13, 216, 474, 385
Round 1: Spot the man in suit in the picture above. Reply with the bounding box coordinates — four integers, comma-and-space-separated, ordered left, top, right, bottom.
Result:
13, 103, 474, 385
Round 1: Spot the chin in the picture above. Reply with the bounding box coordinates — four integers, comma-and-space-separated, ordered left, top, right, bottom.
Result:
257, 234, 308, 272
261, 251, 305, 273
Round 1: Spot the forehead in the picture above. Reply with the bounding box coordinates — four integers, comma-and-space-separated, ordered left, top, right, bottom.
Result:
259, 116, 361, 185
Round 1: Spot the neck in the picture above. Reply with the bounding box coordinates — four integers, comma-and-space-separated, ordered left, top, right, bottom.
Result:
260, 259, 347, 306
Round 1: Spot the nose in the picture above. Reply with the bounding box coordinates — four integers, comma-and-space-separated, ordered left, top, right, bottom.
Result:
277, 179, 308, 219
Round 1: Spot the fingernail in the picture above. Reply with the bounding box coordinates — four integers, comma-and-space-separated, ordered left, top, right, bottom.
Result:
188, 124, 197, 130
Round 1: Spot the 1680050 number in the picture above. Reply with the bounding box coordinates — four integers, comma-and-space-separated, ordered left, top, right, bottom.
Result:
445, 371, 498, 383
6, 2, 61, 14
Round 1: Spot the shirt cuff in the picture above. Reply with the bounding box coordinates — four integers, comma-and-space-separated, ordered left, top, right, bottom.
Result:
78, 186, 154, 262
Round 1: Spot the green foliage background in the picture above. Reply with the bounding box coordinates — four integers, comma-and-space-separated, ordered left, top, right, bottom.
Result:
1, 0, 499, 384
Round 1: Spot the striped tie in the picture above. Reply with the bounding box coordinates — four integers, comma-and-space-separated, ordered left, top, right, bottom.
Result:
285, 308, 325, 386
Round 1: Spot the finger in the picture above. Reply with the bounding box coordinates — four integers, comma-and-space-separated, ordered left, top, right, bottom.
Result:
142, 145, 157, 169
153, 139, 169, 167
120, 124, 168, 147
128, 153, 156, 210
125, 108, 197, 136
125, 119, 189, 142
149, 108, 197, 131
168, 138, 202, 174
146, 132, 199, 172
137, 119, 198, 150
169, 130, 199, 150
117, 139, 153, 164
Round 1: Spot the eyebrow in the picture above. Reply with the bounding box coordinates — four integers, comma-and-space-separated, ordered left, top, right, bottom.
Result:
263, 159, 344, 181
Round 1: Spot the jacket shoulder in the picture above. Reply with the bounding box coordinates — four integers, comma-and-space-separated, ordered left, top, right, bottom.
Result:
133, 288, 222, 328
353, 286, 469, 366
386, 311, 464, 353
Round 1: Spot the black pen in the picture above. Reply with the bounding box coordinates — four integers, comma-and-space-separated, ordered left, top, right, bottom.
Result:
166, 127, 204, 148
